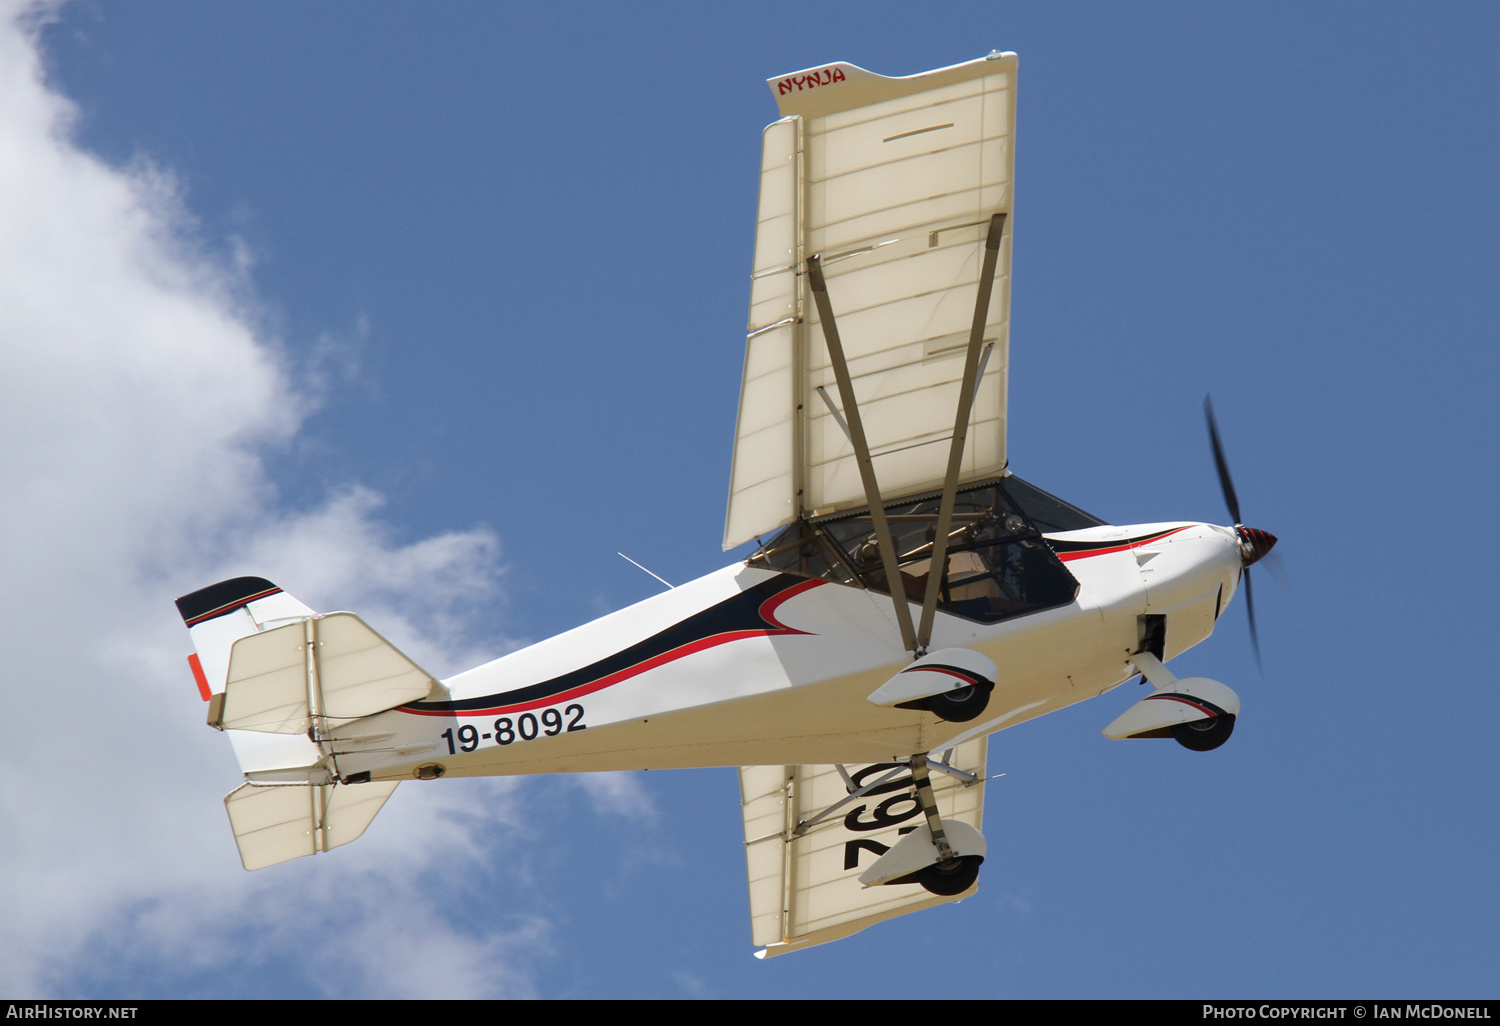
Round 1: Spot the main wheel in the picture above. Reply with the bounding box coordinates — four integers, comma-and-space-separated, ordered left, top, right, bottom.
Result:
924, 683, 993, 723
915, 855, 984, 896
1172, 713, 1235, 752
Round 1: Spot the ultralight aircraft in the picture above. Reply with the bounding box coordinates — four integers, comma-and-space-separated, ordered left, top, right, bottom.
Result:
175, 53, 1276, 957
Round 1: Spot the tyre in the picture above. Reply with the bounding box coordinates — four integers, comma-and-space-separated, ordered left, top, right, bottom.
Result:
915, 855, 984, 896
924, 683, 992, 723
1172, 713, 1235, 752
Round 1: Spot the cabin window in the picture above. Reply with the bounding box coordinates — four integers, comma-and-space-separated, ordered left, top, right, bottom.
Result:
1001, 475, 1107, 533
748, 477, 1094, 625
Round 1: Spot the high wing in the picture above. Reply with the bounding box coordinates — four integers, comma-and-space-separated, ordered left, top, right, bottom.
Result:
725, 55, 1018, 549
738, 738, 987, 957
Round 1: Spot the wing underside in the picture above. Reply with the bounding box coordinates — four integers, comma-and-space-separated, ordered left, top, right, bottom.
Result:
738, 737, 987, 957
725, 55, 1018, 549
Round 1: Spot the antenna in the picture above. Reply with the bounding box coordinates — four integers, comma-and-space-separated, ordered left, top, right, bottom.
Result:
617, 552, 674, 589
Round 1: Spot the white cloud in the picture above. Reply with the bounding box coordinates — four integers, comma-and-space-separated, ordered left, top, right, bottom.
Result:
570, 771, 659, 821
0, 2, 554, 997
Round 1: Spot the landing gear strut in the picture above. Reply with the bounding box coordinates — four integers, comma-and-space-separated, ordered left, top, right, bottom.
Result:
809, 752, 989, 897
900, 754, 985, 896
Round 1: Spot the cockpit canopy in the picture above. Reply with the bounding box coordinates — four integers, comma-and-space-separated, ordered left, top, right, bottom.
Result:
748, 475, 1104, 625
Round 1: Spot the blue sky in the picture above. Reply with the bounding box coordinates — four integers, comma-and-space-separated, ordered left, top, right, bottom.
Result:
2, 0, 1496, 998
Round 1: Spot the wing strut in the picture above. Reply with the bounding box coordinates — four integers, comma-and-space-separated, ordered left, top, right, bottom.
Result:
806, 254, 918, 653
915, 213, 1008, 653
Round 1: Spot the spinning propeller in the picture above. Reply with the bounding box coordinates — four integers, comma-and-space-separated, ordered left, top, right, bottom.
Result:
1204, 396, 1278, 667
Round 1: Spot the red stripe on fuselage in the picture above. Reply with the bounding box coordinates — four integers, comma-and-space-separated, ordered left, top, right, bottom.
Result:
757, 577, 821, 632
1054, 527, 1191, 562
404, 578, 826, 718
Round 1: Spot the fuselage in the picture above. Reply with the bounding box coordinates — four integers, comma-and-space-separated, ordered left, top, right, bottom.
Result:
267, 521, 1243, 785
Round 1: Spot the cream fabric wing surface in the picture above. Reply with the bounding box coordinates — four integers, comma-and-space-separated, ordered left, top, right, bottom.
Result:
725, 55, 1018, 549
739, 737, 987, 956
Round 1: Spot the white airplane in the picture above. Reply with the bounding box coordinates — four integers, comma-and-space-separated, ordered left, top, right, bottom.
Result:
175, 52, 1276, 958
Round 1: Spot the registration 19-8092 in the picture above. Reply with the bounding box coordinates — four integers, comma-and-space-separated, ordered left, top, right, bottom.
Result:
439, 704, 586, 755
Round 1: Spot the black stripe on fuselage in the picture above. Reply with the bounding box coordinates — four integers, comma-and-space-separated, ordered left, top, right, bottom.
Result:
406, 572, 813, 714
1045, 527, 1184, 556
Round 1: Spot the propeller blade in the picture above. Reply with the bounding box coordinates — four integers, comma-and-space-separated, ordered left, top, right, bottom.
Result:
1204, 395, 1242, 526
1205, 396, 1270, 668
1243, 566, 1262, 671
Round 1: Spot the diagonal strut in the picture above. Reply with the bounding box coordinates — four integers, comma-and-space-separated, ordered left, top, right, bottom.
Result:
916, 213, 1007, 653
806, 254, 918, 653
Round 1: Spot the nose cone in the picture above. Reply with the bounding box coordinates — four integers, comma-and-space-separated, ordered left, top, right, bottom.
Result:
1236, 526, 1277, 567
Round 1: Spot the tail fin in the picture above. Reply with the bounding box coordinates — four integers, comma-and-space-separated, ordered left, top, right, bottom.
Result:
175, 576, 432, 870
176, 576, 319, 714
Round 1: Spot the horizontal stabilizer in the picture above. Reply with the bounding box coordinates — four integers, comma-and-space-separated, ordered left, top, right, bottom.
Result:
223, 612, 440, 734
224, 780, 399, 871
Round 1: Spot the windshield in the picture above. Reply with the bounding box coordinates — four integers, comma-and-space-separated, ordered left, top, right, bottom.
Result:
747, 477, 1093, 625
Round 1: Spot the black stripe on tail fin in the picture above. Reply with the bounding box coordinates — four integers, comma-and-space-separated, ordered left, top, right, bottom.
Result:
176, 577, 283, 627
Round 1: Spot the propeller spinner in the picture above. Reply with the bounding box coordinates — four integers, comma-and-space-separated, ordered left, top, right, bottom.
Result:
1203, 395, 1277, 666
